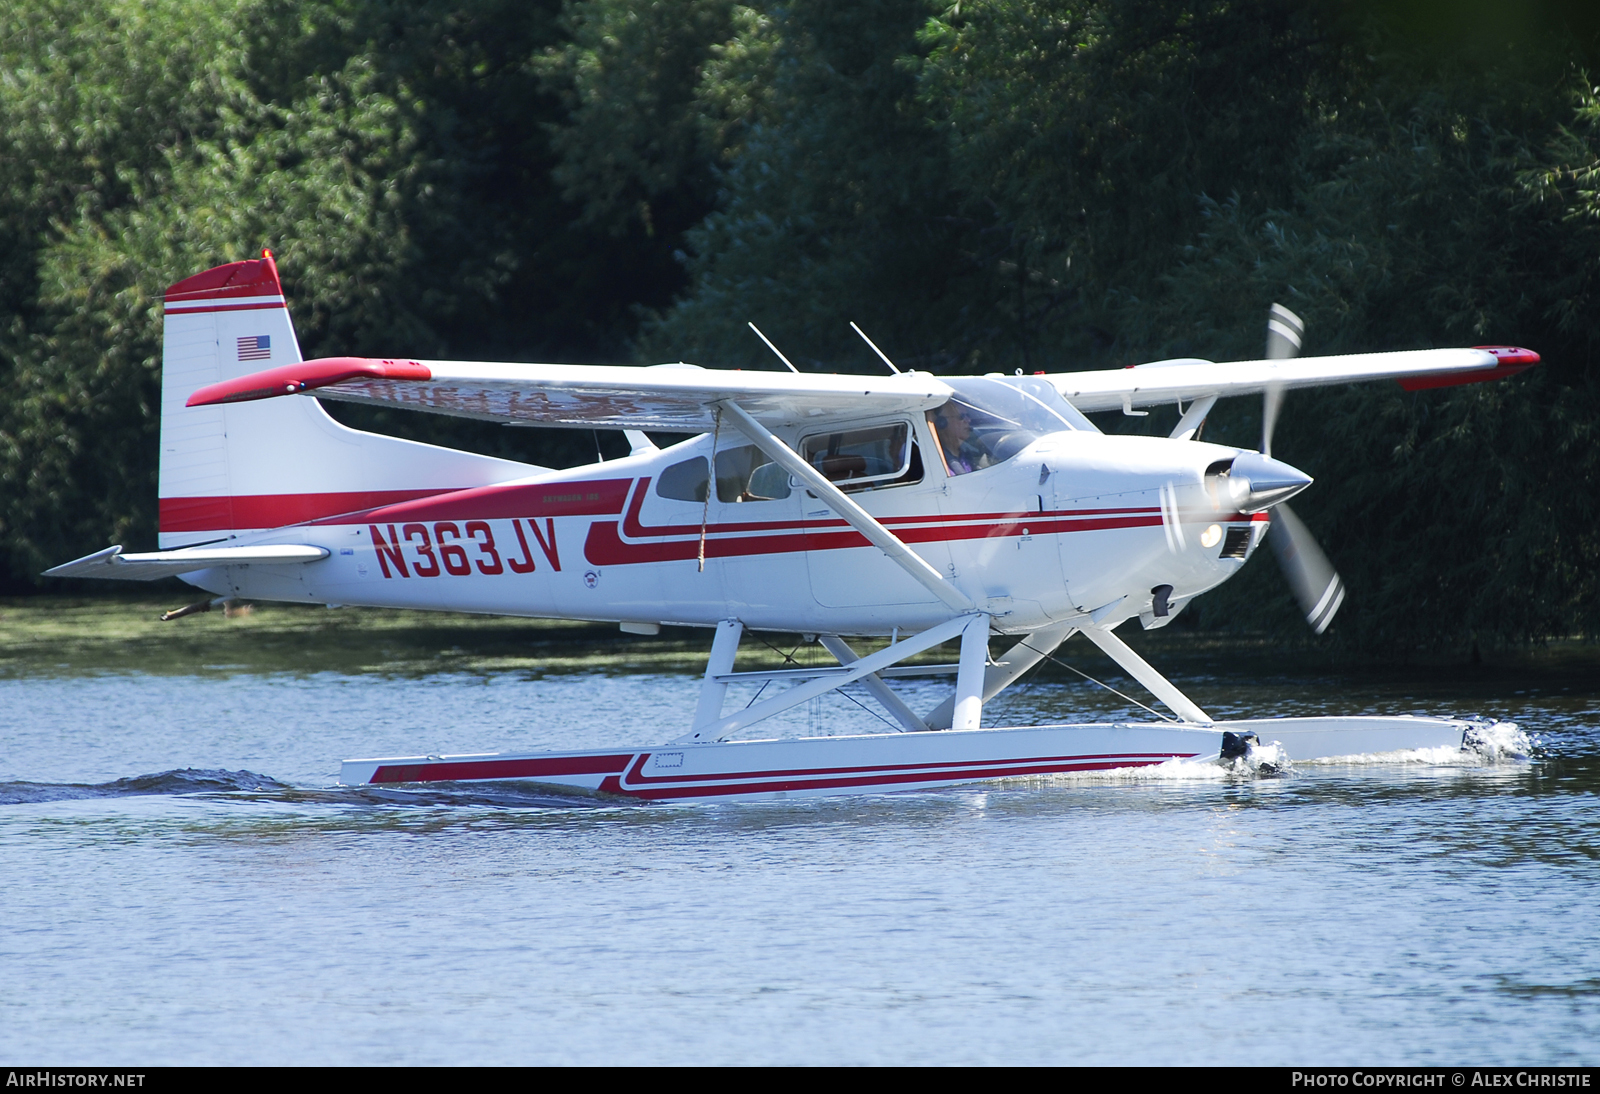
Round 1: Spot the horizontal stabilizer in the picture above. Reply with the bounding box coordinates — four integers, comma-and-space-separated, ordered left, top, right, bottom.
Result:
46, 543, 329, 582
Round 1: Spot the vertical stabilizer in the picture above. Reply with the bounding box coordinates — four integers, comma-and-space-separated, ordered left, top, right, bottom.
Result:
158, 253, 538, 548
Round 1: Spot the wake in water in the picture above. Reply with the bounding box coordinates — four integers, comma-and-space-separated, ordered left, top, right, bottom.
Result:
0, 768, 289, 804
0, 768, 630, 808
0, 723, 1534, 806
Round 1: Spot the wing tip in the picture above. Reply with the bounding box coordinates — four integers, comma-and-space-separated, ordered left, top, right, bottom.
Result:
186, 357, 432, 407
1396, 346, 1540, 392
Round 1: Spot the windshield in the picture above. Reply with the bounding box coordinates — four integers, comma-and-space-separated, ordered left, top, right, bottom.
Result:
932, 376, 1095, 473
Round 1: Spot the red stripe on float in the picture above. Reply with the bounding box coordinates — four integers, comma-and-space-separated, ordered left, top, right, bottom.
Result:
370, 753, 635, 784
612, 759, 1175, 799
363, 748, 1204, 796
622, 750, 1196, 787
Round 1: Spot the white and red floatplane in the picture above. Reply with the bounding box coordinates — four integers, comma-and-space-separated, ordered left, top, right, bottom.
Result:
51, 253, 1536, 801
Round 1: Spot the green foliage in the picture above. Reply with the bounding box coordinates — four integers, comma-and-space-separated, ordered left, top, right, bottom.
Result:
534, 0, 770, 237
641, 0, 1600, 651
1086, 46, 1600, 651
0, 0, 667, 587
638, 0, 984, 372
2, 0, 1595, 653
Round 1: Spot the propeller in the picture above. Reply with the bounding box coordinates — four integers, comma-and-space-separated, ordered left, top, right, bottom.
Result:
1267, 503, 1346, 634
1260, 302, 1301, 455
1257, 303, 1347, 635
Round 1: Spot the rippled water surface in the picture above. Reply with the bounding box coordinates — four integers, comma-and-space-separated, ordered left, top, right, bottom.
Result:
2, 632, 1597, 1064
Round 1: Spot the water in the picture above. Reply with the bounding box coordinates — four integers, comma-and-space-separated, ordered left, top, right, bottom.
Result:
2, 655, 1597, 1064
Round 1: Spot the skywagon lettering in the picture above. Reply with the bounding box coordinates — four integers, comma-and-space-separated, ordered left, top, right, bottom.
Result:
368, 518, 559, 578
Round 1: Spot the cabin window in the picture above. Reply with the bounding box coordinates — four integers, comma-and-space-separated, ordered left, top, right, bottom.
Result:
799, 422, 918, 492
655, 456, 708, 502
654, 447, 793, 503
715, 445, 791, 502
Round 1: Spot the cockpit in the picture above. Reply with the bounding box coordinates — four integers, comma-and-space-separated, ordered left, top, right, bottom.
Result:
930, 376, 1095, 475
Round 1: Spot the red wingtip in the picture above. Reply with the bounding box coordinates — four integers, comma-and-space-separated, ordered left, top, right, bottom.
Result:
1473, 345, 1540, 366
186, 357, 432, 407
1397, 346, 1540, 391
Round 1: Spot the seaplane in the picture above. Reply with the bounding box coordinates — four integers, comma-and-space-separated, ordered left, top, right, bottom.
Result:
48, 251, 1538, 801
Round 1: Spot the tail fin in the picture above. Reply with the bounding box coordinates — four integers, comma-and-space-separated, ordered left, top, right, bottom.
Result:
158, 253, 538, 548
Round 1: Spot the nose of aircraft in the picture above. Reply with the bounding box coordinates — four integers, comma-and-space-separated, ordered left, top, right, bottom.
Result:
1225, 452, 1313, 512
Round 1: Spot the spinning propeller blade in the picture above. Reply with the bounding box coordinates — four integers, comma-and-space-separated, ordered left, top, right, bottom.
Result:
1257, 302, 1346, 634
1265, 302, 1304, 360
1260, 303, 1301, 456
1268, 504, 1346, 634
1260, 384, 1285, 458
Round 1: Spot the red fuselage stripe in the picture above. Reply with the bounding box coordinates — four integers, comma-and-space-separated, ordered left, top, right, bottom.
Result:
160, 490, 457, 533
331, 478, 635, 525
160, 476, 1207, 558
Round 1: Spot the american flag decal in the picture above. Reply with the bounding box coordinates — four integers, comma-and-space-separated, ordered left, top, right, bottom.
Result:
237, 335, 271, 361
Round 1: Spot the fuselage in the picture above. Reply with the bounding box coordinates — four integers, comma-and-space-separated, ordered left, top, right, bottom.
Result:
176, 409, 1274, 637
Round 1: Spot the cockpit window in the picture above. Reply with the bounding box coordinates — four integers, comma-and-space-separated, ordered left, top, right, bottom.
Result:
932, 376, 1095, 474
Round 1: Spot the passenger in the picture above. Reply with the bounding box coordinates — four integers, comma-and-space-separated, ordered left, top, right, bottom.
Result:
932, 401, 977, 475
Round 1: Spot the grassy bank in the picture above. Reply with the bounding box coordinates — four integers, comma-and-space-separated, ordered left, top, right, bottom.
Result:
0, 596, 714, 678
3, 595, 1594, 686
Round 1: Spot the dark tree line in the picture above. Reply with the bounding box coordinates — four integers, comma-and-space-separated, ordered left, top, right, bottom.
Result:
3, 0, 1596, 653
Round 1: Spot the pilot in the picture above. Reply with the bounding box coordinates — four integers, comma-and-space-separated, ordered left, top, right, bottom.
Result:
932, 401, 976, 475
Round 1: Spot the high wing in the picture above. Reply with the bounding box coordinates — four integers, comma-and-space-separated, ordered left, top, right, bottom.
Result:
46, 544, 330, 582
188, 356, 953, 430
1050, 347, 1538, 413
187, 345, 1536, 429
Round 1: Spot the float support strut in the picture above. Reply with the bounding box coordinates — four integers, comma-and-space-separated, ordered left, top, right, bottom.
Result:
818, 636, 929, 733
952, 614, 992, 730
677, 614, 978, 744
924, 621, 1077, 729
690, 619, 744, 738
1079, 624, 1211, 723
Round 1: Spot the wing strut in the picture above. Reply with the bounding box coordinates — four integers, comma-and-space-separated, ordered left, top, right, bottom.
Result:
715, 399, 975, 613
1169, 394, 1218, 441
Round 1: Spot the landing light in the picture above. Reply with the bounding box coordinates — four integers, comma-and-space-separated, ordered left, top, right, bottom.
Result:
1200, 524, 1223, 549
